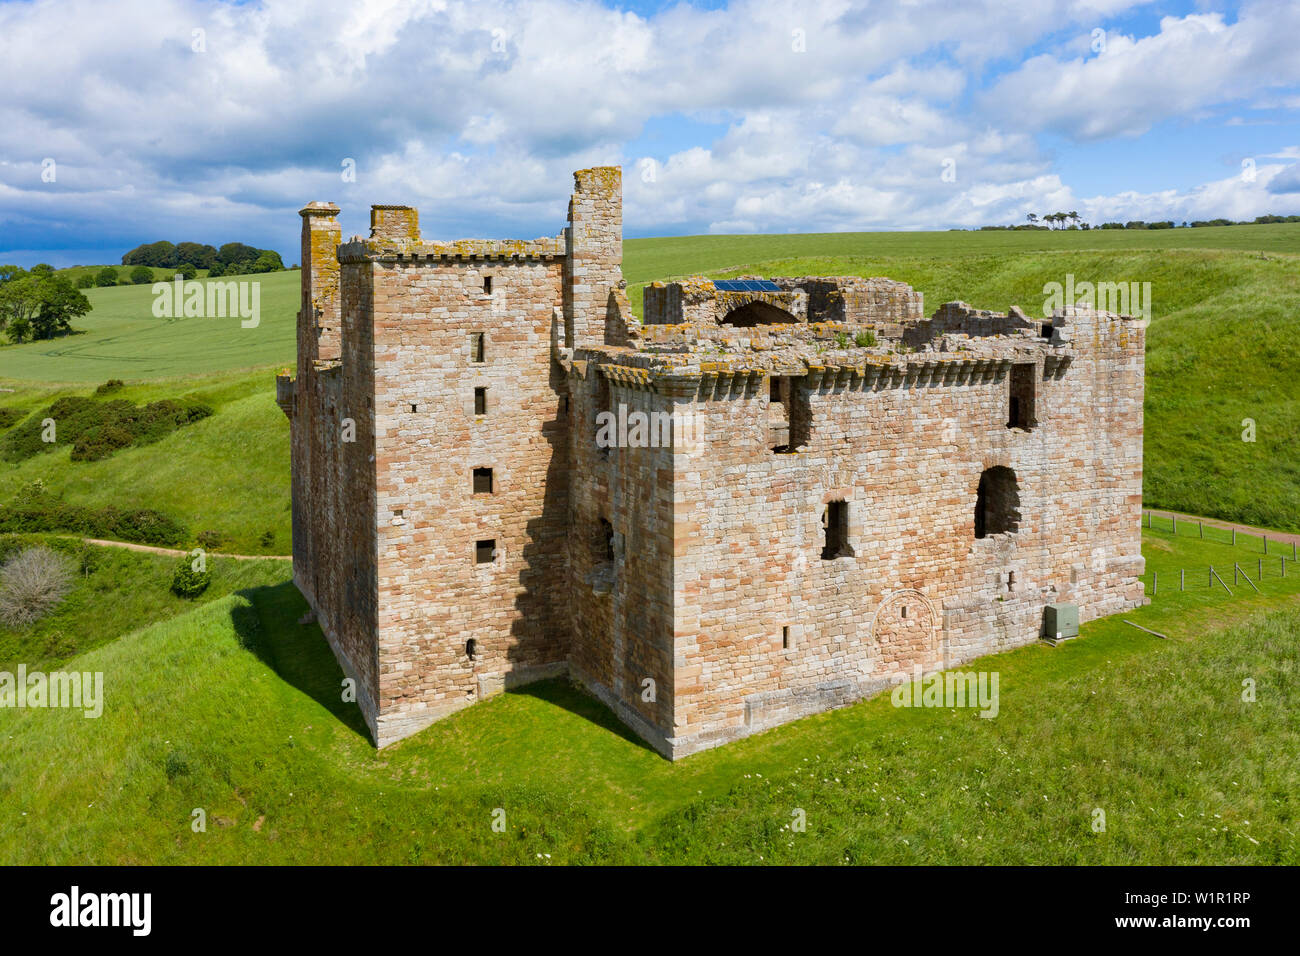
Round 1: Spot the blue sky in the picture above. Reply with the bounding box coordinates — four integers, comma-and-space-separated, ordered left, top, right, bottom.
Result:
1, 0, 1298, 267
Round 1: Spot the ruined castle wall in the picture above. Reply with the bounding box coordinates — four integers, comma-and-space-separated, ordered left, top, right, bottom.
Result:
668, 328, 1144, 755
565, 365, 678, 752
369, 257, 570, 745
292, 206, 382, 737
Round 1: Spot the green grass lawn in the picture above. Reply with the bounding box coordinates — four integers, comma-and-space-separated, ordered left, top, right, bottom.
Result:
0, 528, 1295, 864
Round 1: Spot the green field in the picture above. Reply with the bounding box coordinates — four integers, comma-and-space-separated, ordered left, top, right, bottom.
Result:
0, 527, 1295, 864
0, 271, 298, 382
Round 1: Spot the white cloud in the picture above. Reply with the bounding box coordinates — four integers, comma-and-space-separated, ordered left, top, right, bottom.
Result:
0, 0, 1295, 263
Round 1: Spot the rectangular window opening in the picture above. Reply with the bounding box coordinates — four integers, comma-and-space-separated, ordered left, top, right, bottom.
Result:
1008, 363, 1036, 430
483, 276, 493, 294
473, 467, 494, 494
770, 375, 811, 453
475, 539, 496, 564
821, 500, 853, 560
474, 387, 487, 416
471, 332, 486, 363
782, 625, 791, 650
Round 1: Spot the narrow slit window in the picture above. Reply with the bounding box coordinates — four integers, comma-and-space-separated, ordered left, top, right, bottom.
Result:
471, 332, 486, 363
782, 625, 791, 650
474, 387, 487, 415
483, 276, 493, 295
599, 518, 614, 562
473, 467, 493, 494
821, 500, 853, 560
475, 539, 496, 564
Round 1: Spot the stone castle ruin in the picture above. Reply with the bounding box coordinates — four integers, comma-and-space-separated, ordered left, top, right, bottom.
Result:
277, 167, 1146, 758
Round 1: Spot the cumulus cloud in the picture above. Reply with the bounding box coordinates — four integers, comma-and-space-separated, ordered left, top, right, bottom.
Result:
0, 0, 1296, 264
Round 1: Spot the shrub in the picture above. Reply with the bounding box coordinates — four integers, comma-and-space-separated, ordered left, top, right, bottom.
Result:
129, 265, 154, 285
0, 546, 75, 628
854, 330, 877, 348
833, 331, 850, 349
0, 392, 213, 463
94, 379, 124, 395
258, 530, 275, 549
196, 530, 224, 551
175, 263, 197, 280
94, 267, 119, 287
171, 555, 211, 598
0, 503, 188, 546
0, 407, 26, 430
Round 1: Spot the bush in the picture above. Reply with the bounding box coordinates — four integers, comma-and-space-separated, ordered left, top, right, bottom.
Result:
171, 555, 211, 598
0, 546, 75, 628
95, 379, 124, 395
94, 267, 119, 287
258, 530, 276, 549
196, 530, 224, 551
0, 392, 214, 463
854, 330, 877, 348
175, 263, 197, 280
0, 503, 188, 546
74, 274, 94, 289
129, 265, 154, 284
833, 331, 850, 349
0, 407, 26, 430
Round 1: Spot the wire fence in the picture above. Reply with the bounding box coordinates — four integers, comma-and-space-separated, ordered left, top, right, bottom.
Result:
1144, 510, 1300, 558
1142, 510, 1296, 596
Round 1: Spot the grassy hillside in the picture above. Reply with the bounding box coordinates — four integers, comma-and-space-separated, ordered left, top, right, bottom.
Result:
0, 527, 1295, 864
0, 370, 289, 554
0, 534, 289, 669
622, 221, 1300, 285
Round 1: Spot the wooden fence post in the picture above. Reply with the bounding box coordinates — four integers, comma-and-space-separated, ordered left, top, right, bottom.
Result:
1180, 568, 1185, 591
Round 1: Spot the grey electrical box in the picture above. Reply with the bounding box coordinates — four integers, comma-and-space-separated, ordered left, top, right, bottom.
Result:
1043, 603, 1079, 642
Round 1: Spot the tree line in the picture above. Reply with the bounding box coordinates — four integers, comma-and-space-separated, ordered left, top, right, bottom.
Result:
122, 240, 286, 277
978, 212, 1300, 232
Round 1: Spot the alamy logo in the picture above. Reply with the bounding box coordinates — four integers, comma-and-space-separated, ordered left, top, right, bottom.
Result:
595, 402, 704, 450
890, 665, 1000, 718
50, 886, 151, 936
0, 665, 103, 717
152, 275, 261, 328
1042, 274, 1151, 325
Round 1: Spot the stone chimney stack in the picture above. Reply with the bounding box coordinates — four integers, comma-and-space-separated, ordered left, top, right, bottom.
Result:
299, 201, 342, 367
564, 166, 623, 349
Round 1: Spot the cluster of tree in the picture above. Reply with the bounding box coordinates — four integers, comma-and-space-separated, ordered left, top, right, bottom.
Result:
121, 240, 285, 276
980, 212, 1299, 231
1026, 212, 1087, 229
0, 264, 91, 344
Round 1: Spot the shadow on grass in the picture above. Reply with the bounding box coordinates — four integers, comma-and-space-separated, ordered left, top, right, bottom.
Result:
228, 580, 371, 741
508, 678, 662, 756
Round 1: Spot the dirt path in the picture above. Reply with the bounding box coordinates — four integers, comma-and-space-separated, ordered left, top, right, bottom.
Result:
1145, 509, 1300, 548
79, 538, 292, 561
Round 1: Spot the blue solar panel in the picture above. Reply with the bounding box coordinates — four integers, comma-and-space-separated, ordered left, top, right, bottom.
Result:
714, 279, 781, 292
